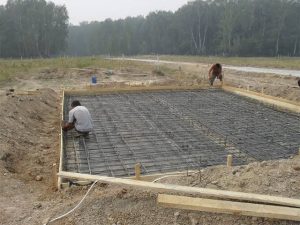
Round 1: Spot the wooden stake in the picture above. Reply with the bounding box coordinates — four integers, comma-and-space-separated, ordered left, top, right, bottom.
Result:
227, 155, 233, 167
135, 163, 141, 180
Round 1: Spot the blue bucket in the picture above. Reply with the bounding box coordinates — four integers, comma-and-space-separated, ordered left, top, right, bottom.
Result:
91, 76, 97, 84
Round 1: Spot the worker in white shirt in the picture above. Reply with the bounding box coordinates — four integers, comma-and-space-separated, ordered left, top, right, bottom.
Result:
62, 100, 93, 137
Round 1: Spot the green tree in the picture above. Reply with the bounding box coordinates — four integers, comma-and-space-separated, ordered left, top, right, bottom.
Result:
64, 0, 300, 57
0, 0, 69, 58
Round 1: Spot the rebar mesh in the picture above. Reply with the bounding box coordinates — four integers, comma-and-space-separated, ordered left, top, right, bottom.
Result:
63, 89, 300, 177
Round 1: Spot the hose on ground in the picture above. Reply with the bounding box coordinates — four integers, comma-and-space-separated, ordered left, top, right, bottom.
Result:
43, 180, 98, 225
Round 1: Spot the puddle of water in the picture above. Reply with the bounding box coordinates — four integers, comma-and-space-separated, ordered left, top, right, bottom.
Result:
224, 66, 300, 77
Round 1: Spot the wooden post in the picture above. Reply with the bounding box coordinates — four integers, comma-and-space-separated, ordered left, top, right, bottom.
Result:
52, 163, 58, 190
227, 155, 233, 167
135, 163, 141, 180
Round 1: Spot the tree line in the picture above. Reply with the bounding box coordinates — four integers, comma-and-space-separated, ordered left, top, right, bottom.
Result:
0, 0, 300, 58
67, 0, 300, 57
0, 0, 68, 58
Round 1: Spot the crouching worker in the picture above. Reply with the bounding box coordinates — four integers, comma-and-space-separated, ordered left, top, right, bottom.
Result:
208, 63, 223, 86
62, 100, 93, 137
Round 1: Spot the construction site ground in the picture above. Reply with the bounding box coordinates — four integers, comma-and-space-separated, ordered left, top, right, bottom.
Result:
0, 57, 300, 225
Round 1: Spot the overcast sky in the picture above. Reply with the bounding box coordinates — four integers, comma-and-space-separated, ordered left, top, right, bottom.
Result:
0, 0, 191, 25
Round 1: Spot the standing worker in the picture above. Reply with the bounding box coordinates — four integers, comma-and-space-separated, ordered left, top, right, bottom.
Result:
208, 63, 223, 86
62, 100, 93, 137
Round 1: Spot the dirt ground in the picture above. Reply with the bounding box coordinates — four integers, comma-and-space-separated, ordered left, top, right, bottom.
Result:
0, 59, 300, 225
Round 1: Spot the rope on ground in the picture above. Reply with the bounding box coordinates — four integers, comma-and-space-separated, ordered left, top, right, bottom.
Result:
43, 180, 98, 225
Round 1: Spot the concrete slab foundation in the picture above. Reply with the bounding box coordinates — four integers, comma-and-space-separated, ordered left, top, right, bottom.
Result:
62, 89, 300, 177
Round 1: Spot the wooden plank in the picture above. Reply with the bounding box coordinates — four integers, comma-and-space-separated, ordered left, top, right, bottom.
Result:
64, 85, 211, 96
223, 86, 300, 113
157, 194, 300, 222
58, 89, 65, 189
58, 171, 300, 208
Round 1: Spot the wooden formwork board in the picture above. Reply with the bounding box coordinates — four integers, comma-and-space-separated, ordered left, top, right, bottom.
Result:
58, 171, 300, 208
63, 85, 212, 96
60, 170, 195, 187
58, 89, 65, 189
222, 86, 300, 113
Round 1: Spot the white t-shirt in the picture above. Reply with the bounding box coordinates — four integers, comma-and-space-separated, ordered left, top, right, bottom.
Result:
68, 106, 93, 132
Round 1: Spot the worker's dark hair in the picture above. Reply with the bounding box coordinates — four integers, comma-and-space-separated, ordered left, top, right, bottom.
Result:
215, 63, 222, 68
298, 79, 300, 87
71, 100, 81, 107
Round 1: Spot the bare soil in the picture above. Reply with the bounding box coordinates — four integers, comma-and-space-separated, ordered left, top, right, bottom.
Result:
0, 60, 300, 225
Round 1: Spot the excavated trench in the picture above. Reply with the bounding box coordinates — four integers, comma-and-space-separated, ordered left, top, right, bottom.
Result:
62, 89, 300, 177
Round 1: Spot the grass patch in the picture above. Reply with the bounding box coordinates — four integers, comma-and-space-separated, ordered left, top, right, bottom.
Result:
0, 56, 154, 83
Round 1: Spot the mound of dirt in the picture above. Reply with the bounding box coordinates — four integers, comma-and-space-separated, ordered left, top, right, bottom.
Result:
0, 88, 59, 177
